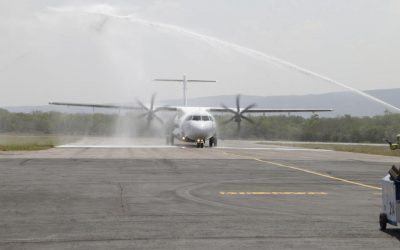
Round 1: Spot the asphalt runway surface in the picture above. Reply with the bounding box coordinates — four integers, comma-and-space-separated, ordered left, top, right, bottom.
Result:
1, 138, 399, 249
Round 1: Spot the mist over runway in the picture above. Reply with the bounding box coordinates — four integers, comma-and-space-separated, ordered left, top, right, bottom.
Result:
0, 138, 399, 249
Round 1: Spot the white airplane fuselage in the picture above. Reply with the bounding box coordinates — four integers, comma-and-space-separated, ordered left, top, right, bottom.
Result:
172, 107, 217, 144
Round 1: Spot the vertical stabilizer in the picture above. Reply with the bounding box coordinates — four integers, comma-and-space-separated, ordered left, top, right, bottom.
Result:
183, 74, 187, 106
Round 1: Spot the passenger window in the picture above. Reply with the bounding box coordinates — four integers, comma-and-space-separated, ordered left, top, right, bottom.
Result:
202, 116, 209, 121
185, 116, 192, 121
192, 116, 201, 121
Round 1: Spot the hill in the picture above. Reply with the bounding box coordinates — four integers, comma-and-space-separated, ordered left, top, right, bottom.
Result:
166, 88, 400, 117
4, 88, 400, 117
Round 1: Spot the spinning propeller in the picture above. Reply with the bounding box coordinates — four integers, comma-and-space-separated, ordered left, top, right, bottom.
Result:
221, 95, 256, 132
137, 93, 163, 126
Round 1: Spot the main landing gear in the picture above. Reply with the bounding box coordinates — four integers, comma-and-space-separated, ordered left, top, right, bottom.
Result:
209, 136, 217, 148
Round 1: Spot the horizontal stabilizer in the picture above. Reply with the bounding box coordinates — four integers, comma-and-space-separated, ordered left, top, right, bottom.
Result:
187, 80, 216, 83
154, 79, 216, 83
154, 79, 184, 82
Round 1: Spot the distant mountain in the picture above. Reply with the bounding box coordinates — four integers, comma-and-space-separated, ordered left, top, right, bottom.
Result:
4, 88, 400, 117
165, 88, 400, 117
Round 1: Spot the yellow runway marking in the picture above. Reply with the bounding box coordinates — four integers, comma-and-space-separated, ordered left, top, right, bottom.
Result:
220, 192, 327, 195
222, 151, 382, 191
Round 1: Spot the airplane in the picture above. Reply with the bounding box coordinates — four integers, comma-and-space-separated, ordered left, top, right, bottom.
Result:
50, 75, 333, 148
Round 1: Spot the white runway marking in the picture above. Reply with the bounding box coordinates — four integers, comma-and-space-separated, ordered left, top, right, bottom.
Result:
217, 146, 331, 152
56, 144, 330, 151
56, 145, 178, 149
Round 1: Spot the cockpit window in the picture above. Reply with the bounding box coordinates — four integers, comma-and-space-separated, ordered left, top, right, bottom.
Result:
192, 116, 201, 121
187, 115, 213, 121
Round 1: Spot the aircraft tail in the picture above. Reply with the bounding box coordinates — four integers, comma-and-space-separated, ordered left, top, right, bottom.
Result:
154, 74, 216, 106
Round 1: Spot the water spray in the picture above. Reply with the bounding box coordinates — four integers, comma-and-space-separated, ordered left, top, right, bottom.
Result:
48, 6, 400, 113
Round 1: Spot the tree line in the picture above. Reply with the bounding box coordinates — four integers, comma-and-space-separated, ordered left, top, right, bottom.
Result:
218, 113, 400, 143
1, 108, 400, 143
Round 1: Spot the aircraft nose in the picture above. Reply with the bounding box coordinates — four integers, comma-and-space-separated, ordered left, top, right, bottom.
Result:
191, 122, 213, 138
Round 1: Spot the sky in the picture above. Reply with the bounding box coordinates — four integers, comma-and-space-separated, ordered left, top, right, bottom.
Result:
0, 0, 399, 106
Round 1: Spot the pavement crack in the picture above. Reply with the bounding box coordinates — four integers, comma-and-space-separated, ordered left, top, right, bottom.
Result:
118, 183, 126, 212
19, 159, 32, 166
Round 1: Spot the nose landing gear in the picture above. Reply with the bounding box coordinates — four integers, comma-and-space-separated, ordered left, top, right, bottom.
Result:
196, 139, 205, 148
195, 137, 218, 148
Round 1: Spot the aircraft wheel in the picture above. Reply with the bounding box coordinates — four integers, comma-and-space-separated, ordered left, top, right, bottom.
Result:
209, 137, 217, 147
201, 143, 204, 148
196, 142, 200, 148
379, 213, 387, 231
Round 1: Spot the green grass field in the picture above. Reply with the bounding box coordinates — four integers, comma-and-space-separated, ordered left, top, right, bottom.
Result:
259, 142, 400, 157
0, 134, 79, 151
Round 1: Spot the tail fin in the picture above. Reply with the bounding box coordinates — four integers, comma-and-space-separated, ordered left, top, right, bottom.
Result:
154, 74, 216, 106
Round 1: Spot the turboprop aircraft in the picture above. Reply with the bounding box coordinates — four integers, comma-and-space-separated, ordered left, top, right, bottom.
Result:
50, 75, 333, 148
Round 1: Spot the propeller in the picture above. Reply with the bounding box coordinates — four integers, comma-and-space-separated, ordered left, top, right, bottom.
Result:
136, 93, 164, 126
221, 95, 256, 132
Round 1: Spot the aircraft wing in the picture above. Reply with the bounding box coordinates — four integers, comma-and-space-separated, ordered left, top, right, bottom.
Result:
49, 102, 332, 113
208, 107, 333, 113
49, 102, 143, 110
49, 102, 179, 112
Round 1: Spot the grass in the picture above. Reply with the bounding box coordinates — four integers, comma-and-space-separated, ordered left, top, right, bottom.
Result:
259, 142, 400, 157
0, 144, 54, 151
0, 134, 79, 151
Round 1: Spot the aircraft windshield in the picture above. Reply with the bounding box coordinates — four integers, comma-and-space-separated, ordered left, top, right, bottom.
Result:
186, 115, 213, 121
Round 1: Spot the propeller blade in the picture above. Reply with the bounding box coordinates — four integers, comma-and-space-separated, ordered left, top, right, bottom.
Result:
220, 95, 255, 133
136, 93, 165, 127
136, 99, 149, 111
220, 104, 237, 115
154, 114, 164, 124
236, 94, 240, 113
241, 103, 256, 114
150, 93, 156, 111
240, 115, 254, 124
222, 116, 236, 124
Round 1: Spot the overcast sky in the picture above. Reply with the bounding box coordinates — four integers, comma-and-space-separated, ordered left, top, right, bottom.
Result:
0, 0, 399, 106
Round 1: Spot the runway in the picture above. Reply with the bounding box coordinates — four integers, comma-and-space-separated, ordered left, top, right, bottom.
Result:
0, 138, 399, 249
